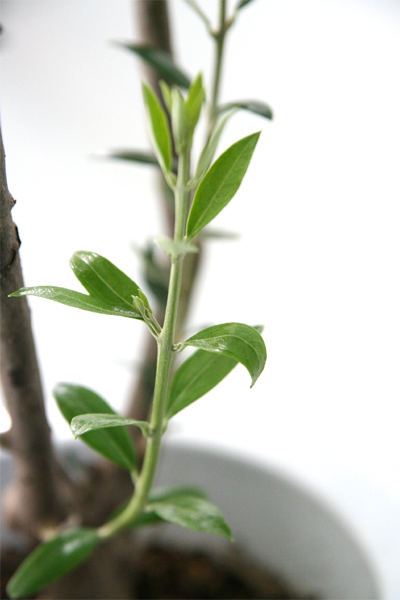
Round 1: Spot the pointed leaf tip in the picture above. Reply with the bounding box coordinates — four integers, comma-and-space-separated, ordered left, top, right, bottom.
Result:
183, 323, 266, 387
11, 252, 145, 321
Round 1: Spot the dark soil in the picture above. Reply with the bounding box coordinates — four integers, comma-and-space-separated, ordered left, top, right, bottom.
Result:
131, 544, 316, 599
1, 543, 316, 600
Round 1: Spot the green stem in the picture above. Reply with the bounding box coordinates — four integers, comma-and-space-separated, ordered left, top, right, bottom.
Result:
208, 0, 227, 131
98, 151, 190, 539
99, 3, 227, 540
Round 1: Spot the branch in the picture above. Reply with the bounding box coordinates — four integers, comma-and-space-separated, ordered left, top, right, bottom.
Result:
125, 1, 203, 431
0, 126, 67, 536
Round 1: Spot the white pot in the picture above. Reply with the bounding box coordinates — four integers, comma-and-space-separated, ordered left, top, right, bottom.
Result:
1, 441, 379, 599
148, 441, 380, 599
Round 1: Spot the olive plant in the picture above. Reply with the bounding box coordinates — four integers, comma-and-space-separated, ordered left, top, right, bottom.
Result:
6, 1, 271, 596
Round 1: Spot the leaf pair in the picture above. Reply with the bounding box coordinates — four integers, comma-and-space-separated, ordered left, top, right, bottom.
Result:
167, 324, 266, 418
10, 251, 147, 321
54, 383, 139, 472
168, 74, 206, 152
63, 323, 266, 442
143, 75, 205, 171
6, 487, 231, 598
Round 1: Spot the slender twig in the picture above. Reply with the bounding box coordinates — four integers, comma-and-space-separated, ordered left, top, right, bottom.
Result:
208, 0, 228, 132
99, 149, 191, 539
125, 1, 202, 429
0, 127, 66, 536
183, 0, 213, 33
126, 0, 230, 431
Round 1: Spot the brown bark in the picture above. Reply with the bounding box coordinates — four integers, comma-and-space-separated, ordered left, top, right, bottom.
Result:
0, 127, 67, 536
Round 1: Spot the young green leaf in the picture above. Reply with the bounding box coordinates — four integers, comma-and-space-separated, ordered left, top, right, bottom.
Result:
219, 100, 273, 120
171, 86, 189, 153
10, 252, 146, 320
185, 73, 205, 134
167, 350, 237, 418
142, 82, 172, 174
54, 383, 137, 471
159, 80, 173, 112
186, 132, 260, 240
194, 108, 237, 181
149, 494, 232, 540
182, 323, 266, 387
71, 414, 151, 439
6, 528, 99, 599
115, 43, 191, 88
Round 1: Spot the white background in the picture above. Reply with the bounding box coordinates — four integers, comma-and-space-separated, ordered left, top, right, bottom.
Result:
1, 1, 400, 597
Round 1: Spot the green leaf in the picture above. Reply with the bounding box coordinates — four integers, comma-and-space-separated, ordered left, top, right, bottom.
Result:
167, 350, 237, 418
10, 252, 145, 320
116, 43, 191, 89
186, 132, 260, 240
94, 149, 159, 165
94, 149, 178, 172
149, 495, 232, 540
142, 82, 172, 174
70, 251, 145, 310
54, 383, 137, 471
219, 100, 273, 120
6, 528, 99, 599
236, 0, 257, 10
194, 108, 237, 181
143, 487, 208, 528
71, 414, 151, 439
149, 486, 207, 503
171, 86, 189, 153
112, 486, 208, 530
182, 323, 266, 387
159, 80, 173, 112
185, 73, 205, 134
9, 286, 140, 318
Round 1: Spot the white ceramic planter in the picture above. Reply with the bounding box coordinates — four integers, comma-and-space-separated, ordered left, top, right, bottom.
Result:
145, 441, 380, 599
1, 441, 380, 599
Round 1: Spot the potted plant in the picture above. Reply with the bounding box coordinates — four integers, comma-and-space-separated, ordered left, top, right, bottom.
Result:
0, 1, 380, 598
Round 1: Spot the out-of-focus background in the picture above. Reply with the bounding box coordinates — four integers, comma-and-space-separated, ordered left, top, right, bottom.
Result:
1, 0, 399, 597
